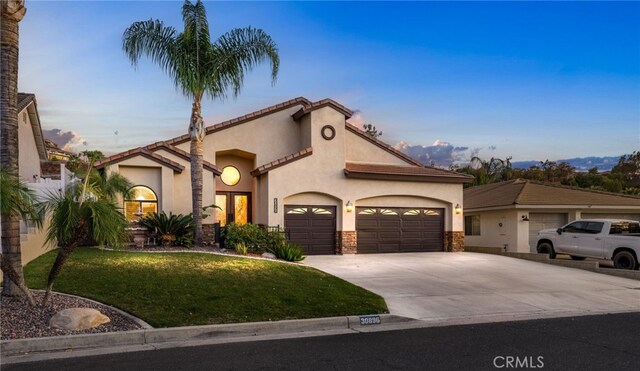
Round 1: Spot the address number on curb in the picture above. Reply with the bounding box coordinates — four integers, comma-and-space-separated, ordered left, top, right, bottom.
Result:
359, 315, 382, 325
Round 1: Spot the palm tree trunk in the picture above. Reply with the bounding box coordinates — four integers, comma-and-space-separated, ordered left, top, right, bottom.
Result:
1, 0, 27, 297
0, 255, 35, 306
42, 242, 78, 306
189, 99, 205, 246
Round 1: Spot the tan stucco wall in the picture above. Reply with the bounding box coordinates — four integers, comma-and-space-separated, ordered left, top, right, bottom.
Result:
176, 106, 305, 168
262, 107, 464, 233
20, 218, 53, 267
18, 109, 41, 181
215, 155, 254, 193
345, 130, 410, 166
464, 209, 520, 252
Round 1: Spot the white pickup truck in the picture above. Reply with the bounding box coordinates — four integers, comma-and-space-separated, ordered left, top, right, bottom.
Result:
536, 219, 640, 270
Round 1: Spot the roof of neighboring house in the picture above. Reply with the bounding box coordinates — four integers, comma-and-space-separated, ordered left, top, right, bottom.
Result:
94, 148, 185, 173
17, 93, 47, 161
251, 147, 313, 176
344, 162, 474, 183
464, 179, 640, 210
146, 141, 221, 175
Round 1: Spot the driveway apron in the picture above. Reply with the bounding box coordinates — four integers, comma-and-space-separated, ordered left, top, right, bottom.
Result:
304, 252, 640, 323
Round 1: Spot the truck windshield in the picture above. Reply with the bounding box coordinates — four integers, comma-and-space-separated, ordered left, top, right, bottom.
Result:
610, 223, 640, 235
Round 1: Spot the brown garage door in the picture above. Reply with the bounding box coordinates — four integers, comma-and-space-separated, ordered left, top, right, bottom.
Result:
284, 205, 336, 255
356, 207, 444, 253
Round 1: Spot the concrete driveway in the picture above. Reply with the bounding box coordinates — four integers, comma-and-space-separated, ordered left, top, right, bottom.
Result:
304, 252, 640, 324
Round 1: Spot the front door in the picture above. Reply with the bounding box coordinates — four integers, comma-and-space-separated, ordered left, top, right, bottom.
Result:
215, 192, 251, 226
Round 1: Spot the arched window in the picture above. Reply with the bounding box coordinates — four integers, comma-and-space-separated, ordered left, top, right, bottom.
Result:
124, 186, 158, 221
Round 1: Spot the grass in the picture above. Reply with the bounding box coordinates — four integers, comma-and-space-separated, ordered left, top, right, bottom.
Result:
24, 248, 388, 327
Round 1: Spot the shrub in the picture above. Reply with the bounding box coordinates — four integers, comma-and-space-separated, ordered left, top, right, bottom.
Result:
140, 212, 194, 247
222, 223, 265, 252
267, 242, 305, 262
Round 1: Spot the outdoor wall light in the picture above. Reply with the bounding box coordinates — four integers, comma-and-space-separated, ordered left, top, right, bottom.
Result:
521, 215, 530, 222
346, 201, 354, 213
454, 204, 462, 215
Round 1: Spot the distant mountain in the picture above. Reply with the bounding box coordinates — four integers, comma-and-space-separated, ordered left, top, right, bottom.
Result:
512, 156, 623, 171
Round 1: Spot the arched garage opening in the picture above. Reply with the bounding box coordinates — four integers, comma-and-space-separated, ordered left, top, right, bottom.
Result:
283, 192, 342, 255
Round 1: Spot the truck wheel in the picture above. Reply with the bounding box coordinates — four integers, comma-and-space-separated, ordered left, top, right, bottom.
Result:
613, 251, 638, 270
537, 242, 556, 259
570, 256, 586, 261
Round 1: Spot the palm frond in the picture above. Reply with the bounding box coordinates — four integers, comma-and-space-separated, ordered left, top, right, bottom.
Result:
208, 27, 280, 99
122, 19, 178, 77
181, 0, 210, 48
0, 166, 44, 228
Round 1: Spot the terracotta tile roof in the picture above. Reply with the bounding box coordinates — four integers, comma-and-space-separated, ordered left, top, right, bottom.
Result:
344, 123, 425, 167
94, 148, 185, 173
291, 98, 353, 120
344, 162, 474, 183
17, 93, 35, 113
251, 147, 313, 176
464, 179, 640, 210
166, 97, 312, 146
145, 141, 221, 175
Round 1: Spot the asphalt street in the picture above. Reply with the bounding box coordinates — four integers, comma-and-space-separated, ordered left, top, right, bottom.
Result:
4, 312, 640, 371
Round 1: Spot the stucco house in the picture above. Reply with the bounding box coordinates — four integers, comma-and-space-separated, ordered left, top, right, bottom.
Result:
4, 94, 64, 266
95, 97, 473, 254
463, 179, 640, 253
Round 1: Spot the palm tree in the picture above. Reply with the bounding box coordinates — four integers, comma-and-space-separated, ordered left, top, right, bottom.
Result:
122, 0, 279, 245
40, 152, 132, 305
0, 166, 43, 306
1, 0, 27, 297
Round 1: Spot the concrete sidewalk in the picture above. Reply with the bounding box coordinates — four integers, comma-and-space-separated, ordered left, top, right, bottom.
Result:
304, 252, 640, 322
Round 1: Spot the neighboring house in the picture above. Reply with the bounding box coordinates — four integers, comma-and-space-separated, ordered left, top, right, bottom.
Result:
44, 139, 74, 162
95, 97, 473, 254
463, 179, 640, 253
9, 94, 68, 266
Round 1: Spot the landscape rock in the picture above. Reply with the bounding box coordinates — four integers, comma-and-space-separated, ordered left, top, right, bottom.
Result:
49, 307, 110, 330
261, 252, 277, 259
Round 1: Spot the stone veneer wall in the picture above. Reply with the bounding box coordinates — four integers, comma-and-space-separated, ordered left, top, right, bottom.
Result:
336, 231, 357, 254
444, 231, 464, 252
202, 224, 216, 246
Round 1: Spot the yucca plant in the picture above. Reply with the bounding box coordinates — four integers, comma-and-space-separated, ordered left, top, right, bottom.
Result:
40, 151, 132, 305
140, 211, 194, 247
267, 242, 306, 262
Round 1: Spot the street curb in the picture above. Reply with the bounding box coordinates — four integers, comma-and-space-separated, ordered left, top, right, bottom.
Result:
1, 314, 415, 357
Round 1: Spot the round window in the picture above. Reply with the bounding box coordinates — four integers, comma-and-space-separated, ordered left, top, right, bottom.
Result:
321, 125, 336, 140
220, 166, 241, 186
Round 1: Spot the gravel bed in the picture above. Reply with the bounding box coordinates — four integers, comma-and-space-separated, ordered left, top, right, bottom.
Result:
1, 291, 143, 340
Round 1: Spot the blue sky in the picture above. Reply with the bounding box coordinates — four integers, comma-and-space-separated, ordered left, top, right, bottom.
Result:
18, 1, 640, 166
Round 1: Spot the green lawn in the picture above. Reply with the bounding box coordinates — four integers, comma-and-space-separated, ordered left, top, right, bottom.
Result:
24, 248, 388, 327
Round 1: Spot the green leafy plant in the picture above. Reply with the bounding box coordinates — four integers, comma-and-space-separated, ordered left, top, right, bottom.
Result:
267, 242, 305, 262
140, 212, 194, 247
234, 242, 248, 255
40, 151, 132, 305
222, 223, 265, 253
